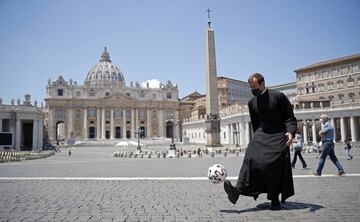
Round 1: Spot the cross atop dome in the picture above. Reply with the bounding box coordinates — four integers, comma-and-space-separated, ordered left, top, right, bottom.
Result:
100, 46, 111, 62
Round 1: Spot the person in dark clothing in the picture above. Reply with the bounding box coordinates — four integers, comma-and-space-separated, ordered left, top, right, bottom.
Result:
344, 139, 353, 160
291, 131, 307, 169
224, 73, 297, 210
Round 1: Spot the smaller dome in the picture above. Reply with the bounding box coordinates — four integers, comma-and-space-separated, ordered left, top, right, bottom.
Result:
84, 47, 125, 87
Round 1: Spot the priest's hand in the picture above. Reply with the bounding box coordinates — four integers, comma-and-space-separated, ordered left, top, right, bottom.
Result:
285, 132, 293, 146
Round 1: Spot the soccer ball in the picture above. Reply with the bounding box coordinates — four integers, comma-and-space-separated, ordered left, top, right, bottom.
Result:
208, 164, 227, 184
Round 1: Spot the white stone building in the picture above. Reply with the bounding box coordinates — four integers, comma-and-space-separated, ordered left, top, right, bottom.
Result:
0, 95, 44, 151
45, 48, 180, 143
183, 54, 360, 146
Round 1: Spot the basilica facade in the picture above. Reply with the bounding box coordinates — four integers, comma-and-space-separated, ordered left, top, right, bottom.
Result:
45, 48, 180, 143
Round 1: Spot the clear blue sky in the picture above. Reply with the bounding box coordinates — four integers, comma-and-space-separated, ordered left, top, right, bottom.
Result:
0, 0, 359, 104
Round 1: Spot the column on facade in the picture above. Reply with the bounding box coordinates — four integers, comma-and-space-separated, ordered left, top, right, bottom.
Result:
96, 108, 101, 139
312, 119, 317, 144
245, 121, 250, 145
131, 109, 135, 138
331, 118, 336, 141
135, 109, 139, 136
239, 120, 246, 147
110, 108, 114, 139
302, 121, 308, 145
32, 119, 38, 150
122, 109, 127, 139
174, 110, 180, 141
83, 108, 87, 139
236, 122, 240, 145
38, 119, 43, 149
350, 116, 357, 142
48, 109, 54, 141
230, 123, 234, 145
67, 108, 73, 139
15, 119, 21, 151
226, 124, 230, 145
158, 109, 164, 138
340, 117, 346, 142
146, 109, 152, 138
101, 108, 106, 139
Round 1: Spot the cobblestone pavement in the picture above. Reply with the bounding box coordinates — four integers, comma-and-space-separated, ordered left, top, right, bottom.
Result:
0, 145, 359, 221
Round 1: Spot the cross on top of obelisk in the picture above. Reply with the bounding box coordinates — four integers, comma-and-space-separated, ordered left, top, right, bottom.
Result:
206, 8, 211, 28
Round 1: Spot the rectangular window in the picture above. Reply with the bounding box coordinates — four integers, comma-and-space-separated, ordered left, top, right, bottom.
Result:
76, 91, 81, 97
139, 110, 145, 118
105, 110, 110, 119
55, 109, 65, 118
57, 89, 64, 96
167, 92, 172, 99
114, 109, 122, 119
2, 119, 10, 132
88, 108, 96, 118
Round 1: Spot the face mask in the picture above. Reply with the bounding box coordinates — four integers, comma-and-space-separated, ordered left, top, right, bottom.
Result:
251, 88, 262, 96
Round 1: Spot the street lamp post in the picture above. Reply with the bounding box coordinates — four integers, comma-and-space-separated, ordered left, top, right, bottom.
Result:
135, 128, 143, 154
167, 114, 177, 158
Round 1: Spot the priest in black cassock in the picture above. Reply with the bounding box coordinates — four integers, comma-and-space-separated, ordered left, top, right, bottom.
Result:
224, 73, 297, 210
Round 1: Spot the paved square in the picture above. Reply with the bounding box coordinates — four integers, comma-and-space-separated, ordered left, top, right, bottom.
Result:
1, 145, 359, 221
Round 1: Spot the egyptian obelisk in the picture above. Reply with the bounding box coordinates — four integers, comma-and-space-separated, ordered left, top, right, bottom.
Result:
205, 9, 221, 147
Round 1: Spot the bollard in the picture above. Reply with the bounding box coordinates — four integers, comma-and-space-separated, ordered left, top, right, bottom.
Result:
224, 151, 227, 157
211, 151, 215, 157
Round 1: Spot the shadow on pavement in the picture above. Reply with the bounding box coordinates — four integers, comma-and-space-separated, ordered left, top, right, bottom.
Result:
220, 201, 323, 214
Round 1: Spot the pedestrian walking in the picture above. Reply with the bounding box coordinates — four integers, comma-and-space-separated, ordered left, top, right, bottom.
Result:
344, 139, 353, 160
312, 114, 345, 176
223, 73, 297, 210
197, 148, 202, 157
291, 132, 308, 169
68, 149, 71, 157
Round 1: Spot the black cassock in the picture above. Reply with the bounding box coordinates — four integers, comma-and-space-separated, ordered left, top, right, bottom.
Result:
235, 89, 297, 202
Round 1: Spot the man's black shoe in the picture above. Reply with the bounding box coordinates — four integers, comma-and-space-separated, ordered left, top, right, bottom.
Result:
224, 180, 240, 204
270, 198, 281, 210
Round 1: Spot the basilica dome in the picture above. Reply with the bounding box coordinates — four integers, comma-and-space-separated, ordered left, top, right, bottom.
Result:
84, 47, 125, 87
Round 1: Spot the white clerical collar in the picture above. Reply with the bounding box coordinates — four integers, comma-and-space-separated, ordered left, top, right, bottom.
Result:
261, 88, 268, 95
